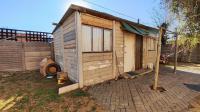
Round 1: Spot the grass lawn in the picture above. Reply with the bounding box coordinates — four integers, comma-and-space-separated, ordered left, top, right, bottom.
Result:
0, 71, 104, 112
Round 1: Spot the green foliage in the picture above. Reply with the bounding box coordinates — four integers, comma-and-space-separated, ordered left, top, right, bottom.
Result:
177, 35, 199, 52
164, 0, 200, 35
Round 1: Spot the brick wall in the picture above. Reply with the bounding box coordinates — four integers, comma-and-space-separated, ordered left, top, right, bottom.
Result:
0, 41, 52, 71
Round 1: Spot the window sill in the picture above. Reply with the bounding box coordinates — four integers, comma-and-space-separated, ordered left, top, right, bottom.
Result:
82, 51, 113, 53
148, 50, 156, 51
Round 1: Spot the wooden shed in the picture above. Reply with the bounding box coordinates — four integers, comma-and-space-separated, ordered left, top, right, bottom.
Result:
53, 5, 159, 87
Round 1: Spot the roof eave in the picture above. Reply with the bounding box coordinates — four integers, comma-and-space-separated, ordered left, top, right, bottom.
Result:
52, 4, 159, 34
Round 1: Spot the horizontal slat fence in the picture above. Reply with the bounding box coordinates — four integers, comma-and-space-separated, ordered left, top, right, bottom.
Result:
0, 41, 53, 71
161, 44, 200, 63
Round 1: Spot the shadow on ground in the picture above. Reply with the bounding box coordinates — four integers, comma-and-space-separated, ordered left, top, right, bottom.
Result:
184, 83, 200, 92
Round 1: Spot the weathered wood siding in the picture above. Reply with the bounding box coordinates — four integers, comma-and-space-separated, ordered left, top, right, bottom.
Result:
54, 11, 158, 86
53, 27, 65, 70
115, 21, 124, 73
0, 41, 24, 71
24, 42, 51, 70
0, 41, 51, 71
143, 37, 157, 69
62, 12, 78, 82
53, 12, 79, 82
82, 53, 113, 86
81, 13, 114, 85
81, 13, 113, 29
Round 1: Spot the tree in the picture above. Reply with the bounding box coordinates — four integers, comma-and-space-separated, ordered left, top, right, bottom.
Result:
151, 2, 174, 45
163, 0, 200, 36
163, 0, 200, 55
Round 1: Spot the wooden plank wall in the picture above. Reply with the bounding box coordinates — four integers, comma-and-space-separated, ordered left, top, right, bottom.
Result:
142, 37, 157, 69
81, 13, 114, 85
0, 41, 51, 71
62, 12, 78, 82
82, 53, 113, 86
115, 22, 124, 73
24, 42, 51, 70
81, 13, 113, 29
53, 27, 65, 70
0, 41, 24, 71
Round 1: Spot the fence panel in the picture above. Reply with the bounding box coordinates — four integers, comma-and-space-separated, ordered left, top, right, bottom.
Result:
24, 42, 52, 70
161, 44, 200, 63
0, 41, 52, 71
0, 41, 24, 71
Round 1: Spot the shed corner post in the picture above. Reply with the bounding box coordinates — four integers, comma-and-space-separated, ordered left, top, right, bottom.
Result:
76, 11, 83, 88
61, 23, 67, 73
112, 20, 117, 78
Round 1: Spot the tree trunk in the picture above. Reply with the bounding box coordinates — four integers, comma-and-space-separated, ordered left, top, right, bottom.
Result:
153, 27, 163, 90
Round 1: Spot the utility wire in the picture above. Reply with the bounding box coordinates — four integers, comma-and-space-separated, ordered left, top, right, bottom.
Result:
82, 0, 157, 27
82, 0, 138, 21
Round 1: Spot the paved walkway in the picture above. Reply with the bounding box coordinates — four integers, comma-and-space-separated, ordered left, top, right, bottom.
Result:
88, 66, 200, 112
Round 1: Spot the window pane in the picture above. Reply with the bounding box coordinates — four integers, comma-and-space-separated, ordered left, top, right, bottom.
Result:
93, 27, 103, 51
104, 30, 112, 51
82, 25, 92, 52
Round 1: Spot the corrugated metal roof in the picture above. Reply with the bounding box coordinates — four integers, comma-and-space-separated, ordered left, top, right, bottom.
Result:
121, 22, 159, 37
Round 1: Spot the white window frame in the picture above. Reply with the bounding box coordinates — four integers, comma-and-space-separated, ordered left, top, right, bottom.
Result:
82, 24, 113, 52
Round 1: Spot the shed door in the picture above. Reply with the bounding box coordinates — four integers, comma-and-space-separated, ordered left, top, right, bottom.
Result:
124, 32, 135, 72
135, 35, 143, 70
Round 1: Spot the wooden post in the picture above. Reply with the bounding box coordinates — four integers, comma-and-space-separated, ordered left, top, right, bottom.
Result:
112, 20, 116, 79
174, 30, 178, 74
76, 11, 83, 88
153, 27, 163, 90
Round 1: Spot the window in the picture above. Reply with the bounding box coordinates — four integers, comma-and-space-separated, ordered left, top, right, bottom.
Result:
104, 30, 112, 51
93, 27, 103, 51
82, 25, 92, 52
148, 38, 156, 51
82, 25, 112, 52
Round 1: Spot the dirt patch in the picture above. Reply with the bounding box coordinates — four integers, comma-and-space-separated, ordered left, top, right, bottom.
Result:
188, 95, 200, 112
0, 71, 105, 112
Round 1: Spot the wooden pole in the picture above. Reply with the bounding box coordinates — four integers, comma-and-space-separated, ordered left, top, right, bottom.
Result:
153, 27, 163, 90
174, 30, 178, 74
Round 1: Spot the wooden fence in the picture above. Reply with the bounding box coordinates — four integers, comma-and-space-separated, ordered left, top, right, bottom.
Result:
0, 41, 53, 71
161, 44, 200, 63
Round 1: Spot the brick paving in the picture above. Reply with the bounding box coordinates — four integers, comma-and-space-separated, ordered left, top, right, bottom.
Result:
88, 66, 200, 112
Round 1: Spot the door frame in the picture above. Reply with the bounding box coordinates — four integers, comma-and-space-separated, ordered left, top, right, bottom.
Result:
135, 34, 143, 70
123, 32, 136, 72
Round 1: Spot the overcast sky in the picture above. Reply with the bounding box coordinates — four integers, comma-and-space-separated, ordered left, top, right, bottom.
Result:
0, 0, 161, 32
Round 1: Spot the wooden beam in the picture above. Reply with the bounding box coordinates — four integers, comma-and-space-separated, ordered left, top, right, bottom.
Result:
76, 11, 83, 88
174, 30, 178, 74
153, 27, 163, 90
58, 83, 79, 95
112, 20, 116, 78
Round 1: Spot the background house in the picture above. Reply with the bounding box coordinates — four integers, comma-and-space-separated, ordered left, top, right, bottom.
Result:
53, 5, 159, 87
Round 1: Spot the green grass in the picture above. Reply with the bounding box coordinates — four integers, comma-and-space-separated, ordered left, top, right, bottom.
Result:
0, 71, 103, 112
33, 88, 60, 104
71, 89, 89, 97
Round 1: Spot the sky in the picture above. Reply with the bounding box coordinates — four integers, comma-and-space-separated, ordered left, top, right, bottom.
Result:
0, 0, 161, 33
